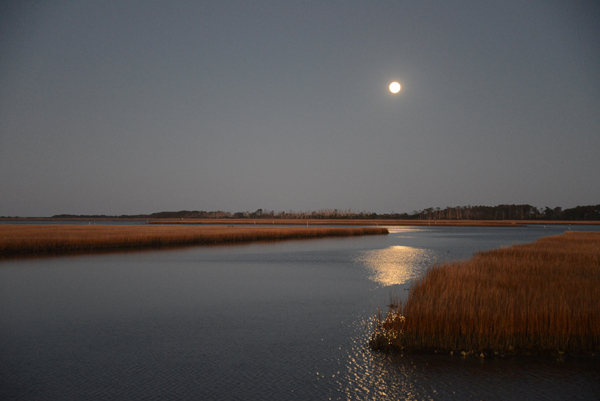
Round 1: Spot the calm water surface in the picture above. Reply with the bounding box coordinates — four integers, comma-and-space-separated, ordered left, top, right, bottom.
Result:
1, 225, 599, 400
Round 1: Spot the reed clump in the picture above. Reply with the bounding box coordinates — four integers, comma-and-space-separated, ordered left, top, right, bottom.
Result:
371, 231, 600, 356
0, 225, 388, 259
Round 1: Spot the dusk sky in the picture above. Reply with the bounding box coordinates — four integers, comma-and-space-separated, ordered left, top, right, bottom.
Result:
1, 1, 599, 217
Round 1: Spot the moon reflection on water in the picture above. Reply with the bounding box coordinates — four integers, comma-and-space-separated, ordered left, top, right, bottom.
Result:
358, 245, 436, 286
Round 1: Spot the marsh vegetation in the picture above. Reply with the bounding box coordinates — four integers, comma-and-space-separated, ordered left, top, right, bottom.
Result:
371, 231, 600, 356
0, 225, 388, 258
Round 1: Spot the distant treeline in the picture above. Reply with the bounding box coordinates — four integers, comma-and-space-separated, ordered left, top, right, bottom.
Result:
409, 204, 600, 221
40, 204, 600, 221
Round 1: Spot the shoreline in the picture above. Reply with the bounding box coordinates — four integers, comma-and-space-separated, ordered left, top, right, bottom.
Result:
0, 225, 388, 260
2, 217, 599, 227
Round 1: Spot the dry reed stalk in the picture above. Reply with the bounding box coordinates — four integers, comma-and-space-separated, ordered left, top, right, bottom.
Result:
371, 231, 600, 356
0, 225, 388, 259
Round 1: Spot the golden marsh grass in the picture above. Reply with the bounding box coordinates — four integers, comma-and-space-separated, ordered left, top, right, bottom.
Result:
0, 225, 388, 259
371, 231, 600, 356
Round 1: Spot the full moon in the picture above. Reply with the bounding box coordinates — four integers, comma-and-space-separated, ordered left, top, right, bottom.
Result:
389, 82, 401, 93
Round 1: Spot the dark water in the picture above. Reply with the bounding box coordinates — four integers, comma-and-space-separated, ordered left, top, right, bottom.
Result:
1, 225, 599, 400
0, 219, 149, 225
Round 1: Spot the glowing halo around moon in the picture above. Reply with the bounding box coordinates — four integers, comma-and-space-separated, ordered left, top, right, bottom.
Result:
389, 81, 401, 93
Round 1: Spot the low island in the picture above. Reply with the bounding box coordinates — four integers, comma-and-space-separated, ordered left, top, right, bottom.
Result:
0, 224, 388, 259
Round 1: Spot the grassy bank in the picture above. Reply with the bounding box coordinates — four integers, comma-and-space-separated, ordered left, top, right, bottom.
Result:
0, 225, 388, 259
371, 231, 600, 356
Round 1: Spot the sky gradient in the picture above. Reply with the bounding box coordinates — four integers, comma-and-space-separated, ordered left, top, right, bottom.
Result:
1, 1, 599, 216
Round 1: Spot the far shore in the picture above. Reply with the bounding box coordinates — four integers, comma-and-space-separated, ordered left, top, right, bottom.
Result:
146, 219, 599, 227
2, 217, 599, 227
0, 225, 388, 259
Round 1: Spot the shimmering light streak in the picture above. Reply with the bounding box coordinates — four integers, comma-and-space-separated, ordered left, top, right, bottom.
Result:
358, 246, 434, 286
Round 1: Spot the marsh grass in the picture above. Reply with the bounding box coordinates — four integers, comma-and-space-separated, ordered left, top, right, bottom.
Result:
0, 225, 388, 259
371, 231, 600, 356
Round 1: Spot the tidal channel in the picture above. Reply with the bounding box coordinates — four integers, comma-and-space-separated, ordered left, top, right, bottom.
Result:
1, 224, 599, 400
